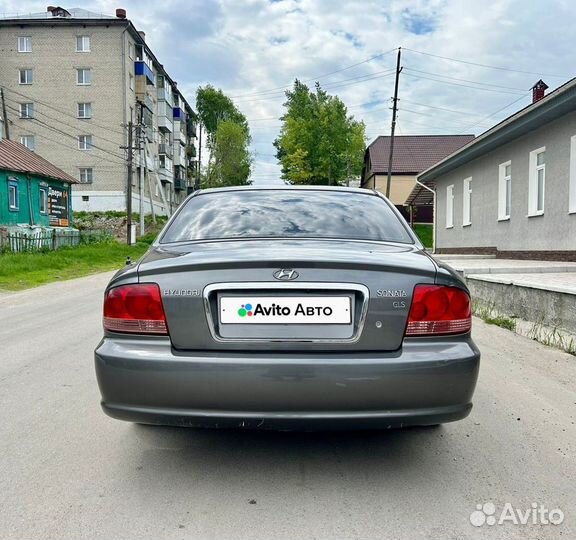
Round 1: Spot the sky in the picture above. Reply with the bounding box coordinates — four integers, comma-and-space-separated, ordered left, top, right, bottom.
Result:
2, 0, 575, 183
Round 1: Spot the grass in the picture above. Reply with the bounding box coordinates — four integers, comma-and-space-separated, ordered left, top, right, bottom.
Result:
412, 224, 433, 249
0, 240, 150, 291
473, 302, 517, 332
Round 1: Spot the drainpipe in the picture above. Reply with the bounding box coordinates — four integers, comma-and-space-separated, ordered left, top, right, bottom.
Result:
415, 178, 436, 253
26, 174, 35, 226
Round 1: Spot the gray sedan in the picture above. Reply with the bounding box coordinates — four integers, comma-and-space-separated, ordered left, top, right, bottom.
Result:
95, 186, 480, 430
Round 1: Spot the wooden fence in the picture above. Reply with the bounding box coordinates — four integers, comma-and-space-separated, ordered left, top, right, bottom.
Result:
0, 229, 82, 253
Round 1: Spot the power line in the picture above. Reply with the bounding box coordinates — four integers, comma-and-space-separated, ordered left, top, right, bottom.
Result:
4, 93, 125, 150
3, 86, 126, 137
402, 72, 526, 95
4, 103, 126, 164
5, 119, 125, 170
458, 92, 531, 133
403, 67, 527, 91
400, 99, 488, 119
403, 48, 569, 78
234, 69, 396, 104
230, 48, 397, 99
398, 107, 492, 129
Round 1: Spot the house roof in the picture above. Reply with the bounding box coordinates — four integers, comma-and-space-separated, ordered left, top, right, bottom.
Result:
0, 7, 115, 19
365, 135, 475, 175
406, 76, 576, 206
0, 139, 77, 183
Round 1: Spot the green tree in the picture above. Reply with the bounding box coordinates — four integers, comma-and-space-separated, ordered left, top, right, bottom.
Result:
204, 120, 252, 188
273, 80, 366, 185
195, 85, 251, 188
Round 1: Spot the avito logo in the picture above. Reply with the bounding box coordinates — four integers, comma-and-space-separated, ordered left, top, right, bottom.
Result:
237, 303, 254, 317
238, 302, 333, 317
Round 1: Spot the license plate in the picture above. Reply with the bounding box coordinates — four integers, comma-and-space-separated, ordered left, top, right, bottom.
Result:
219, 296, 352, 324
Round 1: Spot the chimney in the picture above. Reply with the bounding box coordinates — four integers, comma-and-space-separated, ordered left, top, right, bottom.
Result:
116, 8, 126, 19
532, 80, 549, 103
47, 6, 56, 12
138, 31, 146, 41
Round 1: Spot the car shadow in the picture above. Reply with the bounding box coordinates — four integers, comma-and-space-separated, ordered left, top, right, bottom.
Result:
128, 423, 451, 489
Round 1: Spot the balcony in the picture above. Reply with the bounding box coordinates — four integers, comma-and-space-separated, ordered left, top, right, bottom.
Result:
134, 61, 154, 85
174, 166, 187, 191
158, 143, 173, 158
157, 87, 174, 107
158, 115, 173, 133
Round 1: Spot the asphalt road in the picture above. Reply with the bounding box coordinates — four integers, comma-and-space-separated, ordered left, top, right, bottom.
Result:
0, 272, 574, 540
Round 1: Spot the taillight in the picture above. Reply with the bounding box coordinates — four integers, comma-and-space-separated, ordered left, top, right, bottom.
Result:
103, 283, 168, 334
405, 285, 471, 336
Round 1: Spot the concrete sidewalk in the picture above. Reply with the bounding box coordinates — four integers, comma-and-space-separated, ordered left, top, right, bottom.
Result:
433, 255, 576, 345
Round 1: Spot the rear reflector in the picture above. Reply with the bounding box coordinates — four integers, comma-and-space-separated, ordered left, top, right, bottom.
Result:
405, 285, 471, 336
103, 283, 168, 334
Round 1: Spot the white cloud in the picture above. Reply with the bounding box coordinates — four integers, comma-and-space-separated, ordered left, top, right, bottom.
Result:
3, 0, 575, 183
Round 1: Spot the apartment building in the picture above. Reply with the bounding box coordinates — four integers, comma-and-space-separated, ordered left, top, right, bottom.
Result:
0, 6, 197, 215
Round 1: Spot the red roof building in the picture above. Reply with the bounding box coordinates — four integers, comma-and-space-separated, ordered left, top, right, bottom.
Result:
361, 135, 474, 222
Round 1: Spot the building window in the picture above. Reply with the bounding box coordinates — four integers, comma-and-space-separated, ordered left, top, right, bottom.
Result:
446, 184, 454, 228
77, 68, 91, 85
462, 177, 472, 226
39, 187, 47, 214
129, 74, 134, 91
498, 161, 512, 220
128, 42, 134, 59
76, 36, 91, 52
82, 195, 90, 202
19, 102, 35, 118
78, 135, 93, 150
78, 102, 92, 119
20, 135, 35, 151
8, 179, 19, 211
528, 147, 546, 216
79, 168, 93, 183
18, 36, 32, 53
19, 68, 33, 84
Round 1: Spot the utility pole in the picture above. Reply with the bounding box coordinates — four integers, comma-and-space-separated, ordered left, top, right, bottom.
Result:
196, 124, 202, 190
137, 103, 145, 236
386, 47, 402, 199
126, 120, 134, 245
1, 88, 10, 139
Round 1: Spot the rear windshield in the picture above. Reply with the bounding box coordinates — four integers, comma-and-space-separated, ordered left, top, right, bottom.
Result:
160, 190, 414, 244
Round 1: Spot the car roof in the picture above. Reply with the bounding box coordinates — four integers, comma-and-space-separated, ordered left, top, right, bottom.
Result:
196, 185, 378, 196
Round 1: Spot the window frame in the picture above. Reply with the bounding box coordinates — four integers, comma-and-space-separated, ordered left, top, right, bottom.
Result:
78, 135, 93, 150
79, 167, 93, 184
77, 102, 92, 119
8, 179, 19, 211
17, 36, 32, 53
446, 184, 454, 229
76, 68, 92, 86
76, 35, 91, 53
528, 147, 546, 216
19, 102, 34, 119
19, 135, 35, 151
39, 187, 48, 214
498, 161, 512, 221
462, 177, 472, 227
19, 68, 33, 85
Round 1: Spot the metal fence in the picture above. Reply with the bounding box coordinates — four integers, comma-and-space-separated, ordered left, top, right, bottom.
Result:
0, 229, 82, 253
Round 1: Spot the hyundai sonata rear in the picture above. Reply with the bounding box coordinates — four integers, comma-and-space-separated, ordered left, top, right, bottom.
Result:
95, 186, 480, 430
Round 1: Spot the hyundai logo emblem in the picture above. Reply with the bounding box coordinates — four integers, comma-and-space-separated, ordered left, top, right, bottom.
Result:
273, 269, 299, 281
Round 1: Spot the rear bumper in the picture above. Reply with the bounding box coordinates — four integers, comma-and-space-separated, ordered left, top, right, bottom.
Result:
95, 337, 480, 430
